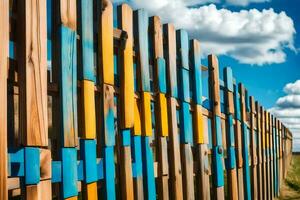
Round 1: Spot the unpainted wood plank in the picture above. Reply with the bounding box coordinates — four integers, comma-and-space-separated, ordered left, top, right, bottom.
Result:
80, 80, 96, 139
98, 0, 114, 85
17, 0, 48, 146
150, 16, 164, 58
180, 144, 195, 200
40, 149, 51, 180
60, 0, 77, 30
118, 4, 134, 128
167, 97, 183, 200
157, 137, 169, 200
255, 102, 263, 200
227, 169, 238, 200
120, 146, 134, 199
26, 180, 52, 200
0, 1, 9, 199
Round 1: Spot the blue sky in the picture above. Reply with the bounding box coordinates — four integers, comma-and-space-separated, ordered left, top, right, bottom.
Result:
113, 0, 300, 151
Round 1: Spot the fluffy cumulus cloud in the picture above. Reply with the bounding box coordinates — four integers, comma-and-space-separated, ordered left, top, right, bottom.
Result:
114, 0, 296, 65
269, 80, 300, 151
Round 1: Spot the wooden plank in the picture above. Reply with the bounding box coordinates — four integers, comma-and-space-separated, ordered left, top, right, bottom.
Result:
178, 68, 190, 103
193, 105, 205, 144
98, 0, 114, 85
132, 136, 144, 199
83, 182, 98, 200
80, 80, 96, 139
255, 102, 263, 200
118, 4, 134, 128
224, 67, 238, 200
176, 30, 189, 69
78, 0, 95, 81
208, 55, 224, 200
100, 84, 115, 146
180, 144, 195, 200
163, 24, 178, 98
0, 0, 9, 199
167, 97, 183, 200
26, 180, 52, 200
190, 40, 202, 105
134, 99, 142, 135
141, 92, 152, 136
239, 84, 251, 200
150, 16, 164, 58
60, 0, 77, 31
40, 149, 52, 181
265, 111, 270, 200
261, 107, 267, 200
180, 102, 193, 144
103, 146, 116, 199
249, 96, 258, 200
133, 9, 150, 92
156, 93, 169, 137
17, 0, 48, 146
157, 137, 169, 200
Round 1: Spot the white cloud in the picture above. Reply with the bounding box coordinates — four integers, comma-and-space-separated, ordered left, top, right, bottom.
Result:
269, 80, 300, 151
115, 1, 296, 65
284, 80, 300, 94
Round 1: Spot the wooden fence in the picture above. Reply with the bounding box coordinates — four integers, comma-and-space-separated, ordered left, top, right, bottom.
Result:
0, 0, 293, 199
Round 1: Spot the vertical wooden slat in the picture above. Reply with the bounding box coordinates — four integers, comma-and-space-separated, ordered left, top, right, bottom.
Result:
255, 102, 263, 200
149, 15, 169, 200
208, 55, 225, 200
0, 1, 9, 199
250, 96, 257, 200
239, 84, 251, 200
261, 107, 267, 200
224, 67, 238, 200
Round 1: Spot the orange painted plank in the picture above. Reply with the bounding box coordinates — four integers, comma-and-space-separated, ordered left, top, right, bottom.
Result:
81, 80, 96, 139
0, 1, 9, 199
141, 92, 152, 136
83, 182, 98, 200
98, 0, 114, 85
193, 105, 205, 144
134, 99, 142, 135
156, 93, 168, 137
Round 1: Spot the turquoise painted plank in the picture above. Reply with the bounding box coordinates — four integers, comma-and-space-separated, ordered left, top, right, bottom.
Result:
176, 30, 189, 69
80, 139, 97, 183
97, 158, 104, 180
224, 67, 234, 92
180, 102, 193, 144
61, 148, 78, 198
226, 115, 236, 169
178, 68, 190, 103
234, 83, 241, 121
134, 9, 150, 92
132, 136, 143, 177
60, 25, 78, 147
103, 146, 116, 200
242, 123, 252, 200
215, 116, 223, 146
212, 146, 224, 187
79, 0, 95, 81
142, 137, 156, 199
121, 129, 131, 146
9, 149, 24, 177
103, 96, 115, 146
52, 161, 62, 183
24, 147, 40, 185
190, 41, 202, 105
156, 57, 167, 94
77, 160, 84, 181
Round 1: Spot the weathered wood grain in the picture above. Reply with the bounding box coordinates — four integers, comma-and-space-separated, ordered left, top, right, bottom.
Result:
17, 0, 48, 146
0, 1, 9, 199
60, 0, 77, 30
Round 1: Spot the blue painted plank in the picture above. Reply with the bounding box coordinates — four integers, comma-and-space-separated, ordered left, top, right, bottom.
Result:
134, 9, 150, 92
227, 115, 235, 147
212, 146, 224, 187
156, 57, 167, 94
80, 139, 97, 183
24, 147, 40, 185
103, 146, 116, 199
77, 160, 84, 181
61, 148, 78, 198
234, 83, 241, 121
132, 136, 143, 177
226, 147, 236, 169
60, 25, 78, 147
224, 67, 234, 92
78, 0, 95, 81
215, 116, 223, 146
97, 158, 104, 180
180, 102, 193, 144
242, 123, 252, 200
52, 161, 62, 183
176, 30, 189, 69
121, 129, 131, 146
142, 137, 156, 199
102, 85, 115, 146
178, 68, 190, 103
190, 40, 202, 105
9, 148, 24, 177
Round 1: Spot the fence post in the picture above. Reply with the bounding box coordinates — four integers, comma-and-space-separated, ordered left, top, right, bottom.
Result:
255, 102, 263, 200
208, 55, 225, 200
250, 96, 258, 199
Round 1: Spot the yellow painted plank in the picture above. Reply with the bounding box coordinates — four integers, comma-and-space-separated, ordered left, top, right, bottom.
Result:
98, 0, 114, 85
81, 80, 96, 139
134, 99, 142, 135
157, 93, 168, 137
193, 105, 204, 144
65, 196, 77, 200
141, 92, 152, 136
84, 182, 98, 200
119, 4, 134, 128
